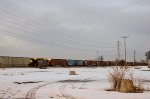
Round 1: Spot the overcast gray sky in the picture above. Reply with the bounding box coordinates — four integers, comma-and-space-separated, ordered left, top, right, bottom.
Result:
0, 0, 150, 61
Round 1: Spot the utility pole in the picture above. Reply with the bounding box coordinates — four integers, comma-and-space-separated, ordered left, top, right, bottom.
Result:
96, 51, 99, 60
134, 50, 136, 65
117, 41, 121, 60
121, 36, 129, 65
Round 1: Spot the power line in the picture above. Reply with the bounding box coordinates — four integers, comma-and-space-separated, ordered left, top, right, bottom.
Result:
0, 7, 116, 55
0, 20, 115, 52
0, 14, 115, 49
0, 28, 114, 53
0, 7, 115, 47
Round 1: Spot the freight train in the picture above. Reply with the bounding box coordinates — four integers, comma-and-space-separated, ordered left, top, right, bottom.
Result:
49, 59, 115, 66
28, 58, 148, 67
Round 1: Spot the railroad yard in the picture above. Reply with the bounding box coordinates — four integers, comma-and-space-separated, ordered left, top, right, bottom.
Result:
0, 0, 150, 99
0, 66, 150, 99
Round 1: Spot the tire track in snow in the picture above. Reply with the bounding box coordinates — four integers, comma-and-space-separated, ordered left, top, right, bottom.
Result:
25, 82, 56, 99
57, 74, 100, 99
25, 68, 101, 99
58, 84, 76, 99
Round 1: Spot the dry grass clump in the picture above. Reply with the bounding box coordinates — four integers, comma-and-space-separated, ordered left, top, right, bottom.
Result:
107, 66, 144, 93
108, 66, 127, 91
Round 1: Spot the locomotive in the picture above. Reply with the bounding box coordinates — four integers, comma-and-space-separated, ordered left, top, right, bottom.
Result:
28, 58, 49, 69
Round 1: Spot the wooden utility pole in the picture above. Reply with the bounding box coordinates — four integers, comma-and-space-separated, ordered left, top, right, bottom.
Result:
134, 50, 136, 65
117, 41, 121, 60
96, 51, 99, 60
121, 36, 129, 65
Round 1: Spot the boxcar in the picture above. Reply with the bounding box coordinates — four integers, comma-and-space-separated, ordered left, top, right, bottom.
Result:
84, 60, 97, 66
97, 61, 107, 66
0, 56, 31, 67
49, 59, 67, 66
105, 61, 115, 66
67, 60, 83, 66
126, 62, 134, 66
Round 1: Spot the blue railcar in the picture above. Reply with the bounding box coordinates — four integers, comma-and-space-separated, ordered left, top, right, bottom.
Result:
74, 60, 79, 66
77, 60, 84, 66
67, 60, 83, 66
67, 60, 74, 66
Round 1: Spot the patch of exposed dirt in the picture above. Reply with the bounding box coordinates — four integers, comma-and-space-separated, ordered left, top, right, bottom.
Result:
141, 79, 150, 83
27, 71, 52, 73
141, 70, 150, 71
56, 73, 62, 74
58, 79, 96, 83
14, 81, 42, 84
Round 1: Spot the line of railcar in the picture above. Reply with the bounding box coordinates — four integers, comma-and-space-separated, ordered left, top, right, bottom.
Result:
48, 59, 115, 66
28, 58, 148, 67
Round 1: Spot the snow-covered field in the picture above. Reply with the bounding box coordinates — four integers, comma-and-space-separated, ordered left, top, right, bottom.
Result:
0, 66, 150, 99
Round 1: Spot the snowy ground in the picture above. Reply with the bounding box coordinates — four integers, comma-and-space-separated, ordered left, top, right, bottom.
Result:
0, 66, 150, 99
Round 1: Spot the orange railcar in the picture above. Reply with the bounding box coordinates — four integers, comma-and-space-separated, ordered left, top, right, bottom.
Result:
49, 59, 67, 66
